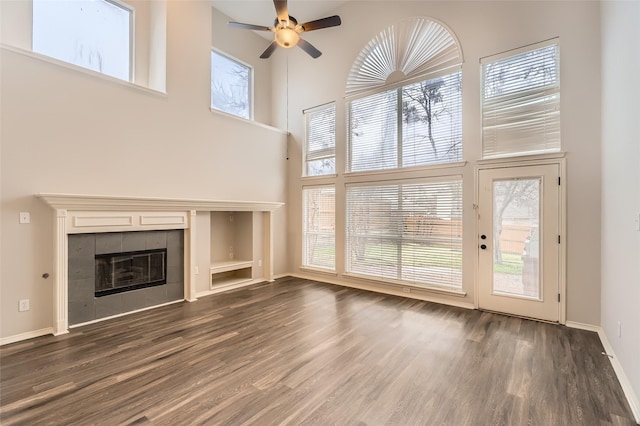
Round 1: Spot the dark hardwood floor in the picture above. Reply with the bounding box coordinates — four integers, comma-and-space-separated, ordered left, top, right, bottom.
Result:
1, 277, 636, 425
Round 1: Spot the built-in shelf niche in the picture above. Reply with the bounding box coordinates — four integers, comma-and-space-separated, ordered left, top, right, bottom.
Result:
210, 211, 254, 289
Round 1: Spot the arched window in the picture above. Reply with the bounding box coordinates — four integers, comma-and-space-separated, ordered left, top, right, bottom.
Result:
346, 17, 463, 172
343, 18, 465, 291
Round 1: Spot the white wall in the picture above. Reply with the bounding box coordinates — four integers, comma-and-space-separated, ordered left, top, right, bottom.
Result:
600, 0, 640, 414
283, 1, 602, 324
211, 6, 274, 126
0, 1, 288, 340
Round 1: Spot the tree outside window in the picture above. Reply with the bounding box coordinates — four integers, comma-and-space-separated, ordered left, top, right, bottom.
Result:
211, 50, 252, 120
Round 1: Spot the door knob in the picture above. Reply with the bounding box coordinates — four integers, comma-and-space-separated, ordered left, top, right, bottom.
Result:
480, 244, 487, 250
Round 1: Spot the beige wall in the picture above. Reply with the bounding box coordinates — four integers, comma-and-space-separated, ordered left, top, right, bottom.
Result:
0, 0, 165, 90
283, 1, 602, 325
0, 1, 288, 340
600, 0, 640, 412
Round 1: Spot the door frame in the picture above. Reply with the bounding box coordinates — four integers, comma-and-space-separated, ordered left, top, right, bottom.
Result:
474, 153, 567, 324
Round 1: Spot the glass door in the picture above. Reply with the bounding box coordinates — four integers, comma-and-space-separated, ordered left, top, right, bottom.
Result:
478, 164, 560, 322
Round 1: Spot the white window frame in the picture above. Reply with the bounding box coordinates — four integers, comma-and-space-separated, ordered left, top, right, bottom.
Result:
346, 67, 463, 173
303, 102, 336, 177
345, 176, 464, 291
210, 48, 254, 120
302, 185, 336, 272
32, 0, 135, 82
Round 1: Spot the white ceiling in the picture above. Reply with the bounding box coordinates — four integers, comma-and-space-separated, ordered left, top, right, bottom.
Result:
213, 0, 350, 37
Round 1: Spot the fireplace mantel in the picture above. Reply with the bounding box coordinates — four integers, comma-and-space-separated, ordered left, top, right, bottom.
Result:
38, 193, 283, 212
38, 193, 283, 335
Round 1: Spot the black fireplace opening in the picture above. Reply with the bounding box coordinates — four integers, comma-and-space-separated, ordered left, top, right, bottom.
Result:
95, 248, 167, 297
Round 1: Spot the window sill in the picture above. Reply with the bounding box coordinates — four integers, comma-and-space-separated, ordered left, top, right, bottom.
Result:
345, 161, 467, 180
301, 174, 338, 182
1, 43, 167, 97
299, 266, 338, 276
209, 108, 288, 135
342, 272, 467, 297
476, 152, 566, 166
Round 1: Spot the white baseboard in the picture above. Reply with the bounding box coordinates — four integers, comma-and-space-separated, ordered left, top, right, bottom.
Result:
287, 272, 475, 310
597, 328, 640, 424
565, 321, 601, 332
565, 321, 639, 423
0, 327, 54, 346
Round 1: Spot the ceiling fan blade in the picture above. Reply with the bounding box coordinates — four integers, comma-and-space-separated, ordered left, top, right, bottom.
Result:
260, 41, 279, 59
297, 38, 322, 59
273, 0, 289, 24
298, 15, 342, 32
228, 21, 273, 32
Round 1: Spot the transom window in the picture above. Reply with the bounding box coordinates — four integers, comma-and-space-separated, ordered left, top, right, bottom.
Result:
32, 0, 133, 81
211, 50, 252, 120
481, 40, 560, 159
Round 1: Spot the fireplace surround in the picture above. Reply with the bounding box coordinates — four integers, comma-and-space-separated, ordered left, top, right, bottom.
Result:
38, 194, 283, 335
68, 230, 183, 325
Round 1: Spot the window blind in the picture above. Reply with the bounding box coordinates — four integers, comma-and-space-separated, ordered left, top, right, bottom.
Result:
481, 42, 560, 159
302, 186, 335, 271
346, 178, 463, 289
304, 104, 336, 176
347, 71, 462, 172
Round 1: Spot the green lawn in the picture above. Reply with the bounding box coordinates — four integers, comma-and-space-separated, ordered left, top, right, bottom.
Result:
310, 242, 523, 275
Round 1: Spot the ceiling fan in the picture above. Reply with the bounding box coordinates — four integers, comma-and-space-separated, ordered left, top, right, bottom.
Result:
228, 0, 342, 59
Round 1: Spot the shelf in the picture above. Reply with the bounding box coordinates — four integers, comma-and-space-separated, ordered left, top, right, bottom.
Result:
209, 260, 253, 274
210, 260, 253, 290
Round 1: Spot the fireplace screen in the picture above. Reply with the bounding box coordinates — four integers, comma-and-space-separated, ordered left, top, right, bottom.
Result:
95, 248, 167, 297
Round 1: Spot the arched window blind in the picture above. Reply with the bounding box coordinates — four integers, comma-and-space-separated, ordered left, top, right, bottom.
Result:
481, 40, 560, 159
346, 17, 463, 97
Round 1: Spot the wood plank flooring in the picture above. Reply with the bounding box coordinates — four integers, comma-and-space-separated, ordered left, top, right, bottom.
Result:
1, 277, 636, 425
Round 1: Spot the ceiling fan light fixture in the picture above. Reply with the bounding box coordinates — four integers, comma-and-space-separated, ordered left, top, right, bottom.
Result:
275, 27, 300, 48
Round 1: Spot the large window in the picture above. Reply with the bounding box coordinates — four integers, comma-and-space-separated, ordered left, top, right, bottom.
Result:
32, 0, 132, 81
302, 186, 336, 271
346, 178, 463, 289
304, 104, 336, 176
348, 71, 462, 172
481, 40, 560, 159
211, 50, 252, 120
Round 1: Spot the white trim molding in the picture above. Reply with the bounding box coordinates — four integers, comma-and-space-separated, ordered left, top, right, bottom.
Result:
1, 328, 54, 346
566, 322, 640, 423
598, 328, 640, 423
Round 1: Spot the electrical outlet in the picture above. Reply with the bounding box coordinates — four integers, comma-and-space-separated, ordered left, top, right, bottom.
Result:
258, 259, 262, 267
194, 266, 199, 275
19, 212, 30, 224
19, 299, 30, 312
402, 287, 411, 293
618, 321, 622, 338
